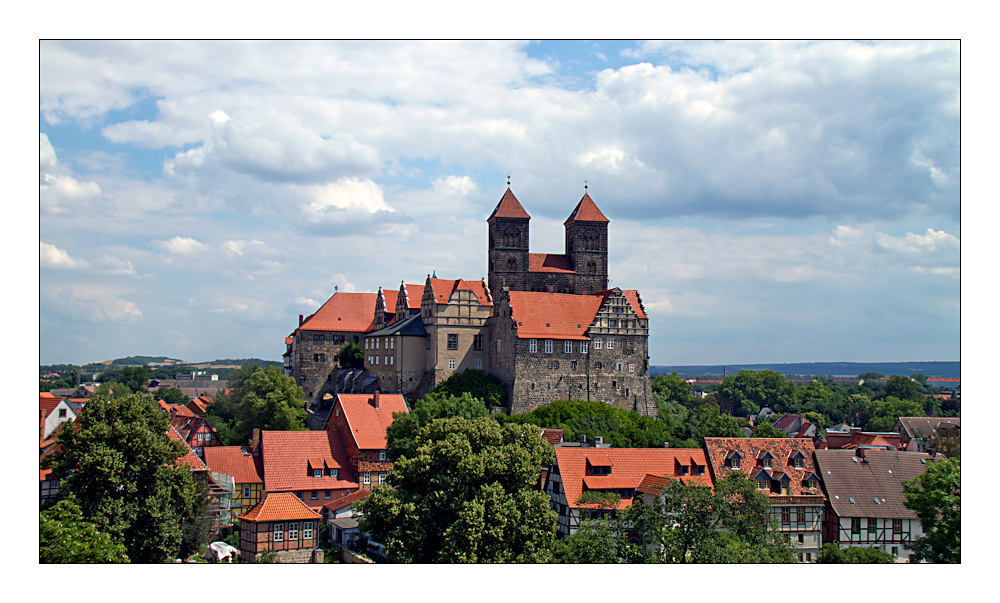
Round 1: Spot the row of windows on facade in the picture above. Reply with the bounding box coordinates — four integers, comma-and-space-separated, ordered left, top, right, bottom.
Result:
851, 518, 905, 534
246, 521, 314, 542
726, 456, 806, 469
310, 334, 347, 344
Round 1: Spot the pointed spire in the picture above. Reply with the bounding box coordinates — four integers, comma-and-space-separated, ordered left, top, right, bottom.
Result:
488, 188, 531, 220
564, 191, 609, 225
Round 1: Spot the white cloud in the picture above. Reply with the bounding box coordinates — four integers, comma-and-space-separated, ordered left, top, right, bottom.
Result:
432, 175, 478, 197
44, 285, 143, 323
305, 178, 392, 221
153, 236, 209, 256
40, 133, 102, 215
40, 242, 88, 269
92, 255, 138, 277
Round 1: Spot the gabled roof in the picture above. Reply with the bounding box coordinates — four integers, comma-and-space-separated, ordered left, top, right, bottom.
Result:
508, 291, 603, 340
488, 188, 531, 220
399, 284, 424, 309
564, 192, 609, 224
895, 417, 961, 439
529, 253, 575, 274
203, 446, 264, 484
703, 438, 823, 498
239, 492, 322, 522
540, 428, 564, 445
323, 488, 371, 514
168, 426, 209, 471
334, 393, 409, 451
381, 288, 400, 314
589, 289, 648, 319
814, 449, 936, 519
260, 430, 357, 492
554, 447, 712, 511
366, 314, 427, 338
428, 278, 492, 306
299, 292, 378, 333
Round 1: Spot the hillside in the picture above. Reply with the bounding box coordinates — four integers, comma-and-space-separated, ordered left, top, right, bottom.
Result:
651, 361, 960, 379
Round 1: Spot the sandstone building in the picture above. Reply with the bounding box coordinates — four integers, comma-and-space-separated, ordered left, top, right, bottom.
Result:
287, 187, 654, 416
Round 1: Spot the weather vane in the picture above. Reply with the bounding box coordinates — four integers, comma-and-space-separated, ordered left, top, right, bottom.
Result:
584, 180, 588, 190
507, 175, 511, 187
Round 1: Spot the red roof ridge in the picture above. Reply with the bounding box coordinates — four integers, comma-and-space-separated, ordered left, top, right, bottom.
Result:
239, 492, 322, 522
488, 188, 531, 220
564, 192, 609, 224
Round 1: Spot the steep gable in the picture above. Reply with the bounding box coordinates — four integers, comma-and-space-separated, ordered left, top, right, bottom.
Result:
333, 392, 408, 451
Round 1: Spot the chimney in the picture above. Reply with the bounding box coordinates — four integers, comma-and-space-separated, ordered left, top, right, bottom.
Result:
252, 428, 261, 454
299, 314, 304, 326
594, 436, 603, 446
580, 434, 587, 446
372, 391, 380, 409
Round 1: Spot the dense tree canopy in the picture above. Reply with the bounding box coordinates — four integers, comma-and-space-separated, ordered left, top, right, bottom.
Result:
904, 457, 961, 563
498, 399, 676, 448
203, 365, 307, 445
338, 341, 364, 368
358, 416, 556, 563
118, 366, 150, 393
817, 543, 894, 563
863, 396, 924, 432
385, 392, 490, 459
40, 500, 129, 563
47, 392, 207, 563
155, 386, 189, 406
429, 368, 506, 408
717, 370, 797, 417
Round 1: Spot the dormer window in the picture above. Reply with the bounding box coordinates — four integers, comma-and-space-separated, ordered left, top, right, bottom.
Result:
313, 469, 322, 478
759, 479, 770, 490
793, 458, 804, 468
329, 468, 338, 478
762, 457, 772, 468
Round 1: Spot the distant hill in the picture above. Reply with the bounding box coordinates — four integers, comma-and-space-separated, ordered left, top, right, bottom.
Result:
44, 357, 281, 370
108, 356, 186, 366
651, 361, 960, 379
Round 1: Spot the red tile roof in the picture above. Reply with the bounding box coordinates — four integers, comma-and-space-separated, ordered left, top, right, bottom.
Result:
590, 289, 648, 319
488, 188, 531, 220
239, 492, 323, 522
554, 447, 712, 510
509, 291, 603, 340
927, 377, 960, 383
260, 430, 357, 492
323, 488, 371, 513
564, 192, 609, 224
335, 393, 409, 450
381, 288, 399, 314
40, 393, 60, 430
529, 253, 575, 274
203, 446, 264, 484
702, 438, 823, 498
168, 426, 209, 471
399, 284, 424, 309
540, 428, 564, 445
285, 336, 294, 345
428, 278, 492, 306
299, 292, 378, 333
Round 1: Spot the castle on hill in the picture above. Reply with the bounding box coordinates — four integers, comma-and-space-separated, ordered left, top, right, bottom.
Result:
285, 187, 654, 417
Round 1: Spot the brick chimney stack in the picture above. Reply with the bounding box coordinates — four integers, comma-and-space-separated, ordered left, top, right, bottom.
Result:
372, 391, 380, 410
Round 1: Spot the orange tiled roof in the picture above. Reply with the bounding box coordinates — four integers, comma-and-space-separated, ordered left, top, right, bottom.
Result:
239, 492, 323, 522
564, 192, 609, 224
540, 428, 564, 445
299, 292, 378, 333
203, 446, 264, 484
382, 288, 399, 313
488, 188, 531, 220
529, 253, 575, 274
554, 447, 712, 511
168, 426, 209, 471
324, 488, 371, 513
399, 284, 425, 310
335, 393, 409, 451
702, 438, 824, 498
428, 278, 492, 306
509, 291, 602, 340
260, 430, 357, 492
285, 336, 294, 345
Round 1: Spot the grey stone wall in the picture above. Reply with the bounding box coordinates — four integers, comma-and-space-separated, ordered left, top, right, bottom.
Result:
294, 330, 362, 401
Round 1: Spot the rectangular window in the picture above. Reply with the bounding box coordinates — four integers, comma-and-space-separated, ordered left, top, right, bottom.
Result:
794, 457, 804, 468
311, 490, 318, 500
329, 468, 338, 478
473, 334, 484, 351
379, 472, 387, 484
781, 507, 791, 525
475, 359, 482, 370
852, 518, 861, 534
868, 518, 877, 533
198, 433, 205, 442
497, 340, 501, 353
303, 522, 313, 540
545, 339, 553, 353
629, 363, 635, 373
313, 353, 326, 362
797, 508, 805, 524
314, 334, 325, 342
375, 356, 379, 365
893, 519, 903, 534
390, 338, 394, 349
390, 355, 394, 365
325, 490, 331, 499
608, 319, 617, 328
762, 457, 771, 468
363, 472, 371, 485
805, 553, 811, 562
729, 457, 740, 469
759, 480, 769, 490
288, 522, 299, 540
365, 339, 369, 349
384, 355, 389, 365
797, 552, 803, 562
529, 339, 538, 353
797, 533, 804, 543
593, 338, 602, 350
58, 408, 67, 418
376, 339, 380, 350
313, 468, 322, 478
379, 450, 387, 461
580, 341, 588, 353
564, 340, 572, 353
571, 360, 577, 370
447, 334, 458, 350
243, 485, 251, 498
607, 338, 614, 349
273, 523, 284, 542
449, 359, 456, 370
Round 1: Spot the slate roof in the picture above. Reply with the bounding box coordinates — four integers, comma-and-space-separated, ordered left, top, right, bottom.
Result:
260, 430, 357, 492
702, 438, 824, 498
564, 192, 609, 224
554, 447, 712, 510
814, 449, 936, 518
428, 278, 492, 306
334, 393, 409, 451
366, 314, 427, 338
239, 492, 322, 522
488, 188, 531, 220
895, 417, 961, 440
203, 446, 264, 484
299, 292, 379, 333
529, 253, 575, 274
508, 291, 603, 340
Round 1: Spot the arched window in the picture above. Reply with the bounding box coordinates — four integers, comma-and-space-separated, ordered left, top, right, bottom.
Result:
507, 257, 517, 271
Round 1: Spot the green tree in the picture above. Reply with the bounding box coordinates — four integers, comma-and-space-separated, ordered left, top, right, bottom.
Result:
430, 368, 506, 407
155, 386, 189, 406
552, 519, 619, 563
750, 422, 787, 438
222, 366, 308, 445
357, 416, 557, 563
119, 366, 150, 393
885, 375, 920, 401
385, 392, 491, 459
817, 543, 895, 563
903, 457, 960, 563
47, 392, 207, 563
40, 500, 129, 563
651, 372, 694, 406
864, 396, 923, 432
337, 341, 364, 368
94, 380, 133, 399
696, 472, 795, 563
717, 370, 797, 417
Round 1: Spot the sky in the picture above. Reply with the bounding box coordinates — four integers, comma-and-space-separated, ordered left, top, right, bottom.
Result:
38, 40, 961, 367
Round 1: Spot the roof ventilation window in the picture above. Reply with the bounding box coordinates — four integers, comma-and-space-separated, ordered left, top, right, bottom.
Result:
849, 498, 855, 504
874, 498, 881, 504
888, 469, 892, 474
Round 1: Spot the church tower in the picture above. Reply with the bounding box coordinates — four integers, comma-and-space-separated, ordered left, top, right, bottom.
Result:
564, 192, 609, 293
487, 188, 531, 295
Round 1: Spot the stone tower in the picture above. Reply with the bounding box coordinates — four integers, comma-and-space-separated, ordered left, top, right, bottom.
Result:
487, 188, 531, 295
564, 192, 609, 294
